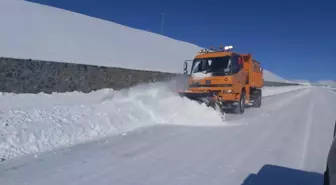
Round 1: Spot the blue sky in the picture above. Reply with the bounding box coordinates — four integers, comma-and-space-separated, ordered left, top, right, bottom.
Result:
28, 0, 336, 81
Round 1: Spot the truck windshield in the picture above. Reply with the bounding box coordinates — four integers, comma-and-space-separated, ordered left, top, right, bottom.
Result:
191, 56, 231, 74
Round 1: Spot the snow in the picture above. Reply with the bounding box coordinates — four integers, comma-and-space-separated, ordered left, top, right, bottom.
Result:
262, 69, 289, 83
0, 1, 333, 184
0, 89, 115, 111
0, 0, 287, 82
0, 79, 308, 161
317, 80, 336, 87
262, 86, 307, 97
1, 87, 335, 185
318, 86, 336, 91
0, 81, 221, 160
191, 72, 213, 78
0, 0, 199, 74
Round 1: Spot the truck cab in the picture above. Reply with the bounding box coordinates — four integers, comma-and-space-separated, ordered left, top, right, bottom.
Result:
180, 46, 264, 114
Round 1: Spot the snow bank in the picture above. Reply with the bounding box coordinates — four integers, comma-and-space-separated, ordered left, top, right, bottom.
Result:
0, 89, 115, 111
0, 79, 309, 161
0, 81, 226, 160
317, 80, 336, 87
262, 86, 308, 97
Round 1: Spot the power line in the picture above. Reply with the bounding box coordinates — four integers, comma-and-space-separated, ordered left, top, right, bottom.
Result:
161, 12, 164, 35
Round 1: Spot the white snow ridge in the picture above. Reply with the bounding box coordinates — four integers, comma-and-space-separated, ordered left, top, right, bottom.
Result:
0, 79, 307, 161
0, 80, 226, 160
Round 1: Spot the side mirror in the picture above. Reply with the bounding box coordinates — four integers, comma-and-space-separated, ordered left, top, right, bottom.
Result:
183, 61, 188, 74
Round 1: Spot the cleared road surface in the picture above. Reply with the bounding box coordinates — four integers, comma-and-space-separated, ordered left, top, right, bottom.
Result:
1, 87, 335, 185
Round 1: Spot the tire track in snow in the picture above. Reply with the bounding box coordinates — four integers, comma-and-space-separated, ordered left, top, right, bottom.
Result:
299, 88, 336, 172
196, 88, 314, 183
225, 88, 311, 124
299, 97, 315, 168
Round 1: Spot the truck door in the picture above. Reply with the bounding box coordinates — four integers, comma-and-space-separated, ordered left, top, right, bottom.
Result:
231, 54, 245, 93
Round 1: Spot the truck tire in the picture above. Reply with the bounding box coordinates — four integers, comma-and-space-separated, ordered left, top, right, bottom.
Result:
252, 89, 262, 107
234, 91, 245, 114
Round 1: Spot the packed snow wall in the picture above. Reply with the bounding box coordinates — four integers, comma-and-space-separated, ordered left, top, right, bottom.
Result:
0, 57, 299, 94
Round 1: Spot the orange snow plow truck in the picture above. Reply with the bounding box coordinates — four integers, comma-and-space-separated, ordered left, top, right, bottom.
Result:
178, 46, 264, 114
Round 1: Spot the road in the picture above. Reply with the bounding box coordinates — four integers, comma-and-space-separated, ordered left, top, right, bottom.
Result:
0, 87, 335, 185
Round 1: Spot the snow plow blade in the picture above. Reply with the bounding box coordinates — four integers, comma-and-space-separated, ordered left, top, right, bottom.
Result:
177, 91, 237, 115
178, 91, 218, 107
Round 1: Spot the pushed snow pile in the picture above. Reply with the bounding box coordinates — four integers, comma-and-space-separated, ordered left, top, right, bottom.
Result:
0, 81, 225, 160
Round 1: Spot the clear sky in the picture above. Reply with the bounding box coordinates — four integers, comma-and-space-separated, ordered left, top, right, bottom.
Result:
28, 0, 336, 82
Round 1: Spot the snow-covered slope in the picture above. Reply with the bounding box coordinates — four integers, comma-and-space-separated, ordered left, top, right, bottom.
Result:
0, 0, 199, 74
0, 0, 287, 82
262, 70, 288, 82
293, 80, 311, 85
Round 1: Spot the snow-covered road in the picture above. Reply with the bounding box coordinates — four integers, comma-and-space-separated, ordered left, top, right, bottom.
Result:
1, 87, 335, 185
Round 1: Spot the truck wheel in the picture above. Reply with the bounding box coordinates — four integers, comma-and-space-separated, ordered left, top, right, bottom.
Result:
252, 89, 262, 107
234, 92, 245, 114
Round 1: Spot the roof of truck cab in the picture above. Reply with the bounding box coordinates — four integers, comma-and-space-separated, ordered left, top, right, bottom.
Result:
194, 51, 233, 59
195, 51, 260, 64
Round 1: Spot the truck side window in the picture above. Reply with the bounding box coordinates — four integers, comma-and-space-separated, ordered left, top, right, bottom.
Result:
238, 56, 243, 70
231, 55, 242, 73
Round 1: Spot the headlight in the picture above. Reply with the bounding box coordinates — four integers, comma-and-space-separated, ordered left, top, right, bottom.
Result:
223, 89, 233, 93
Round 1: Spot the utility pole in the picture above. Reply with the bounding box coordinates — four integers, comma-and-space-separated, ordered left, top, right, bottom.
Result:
161, 12, 164, 35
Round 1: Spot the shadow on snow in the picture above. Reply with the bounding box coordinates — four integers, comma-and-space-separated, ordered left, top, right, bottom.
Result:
241, 164, 324, 185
